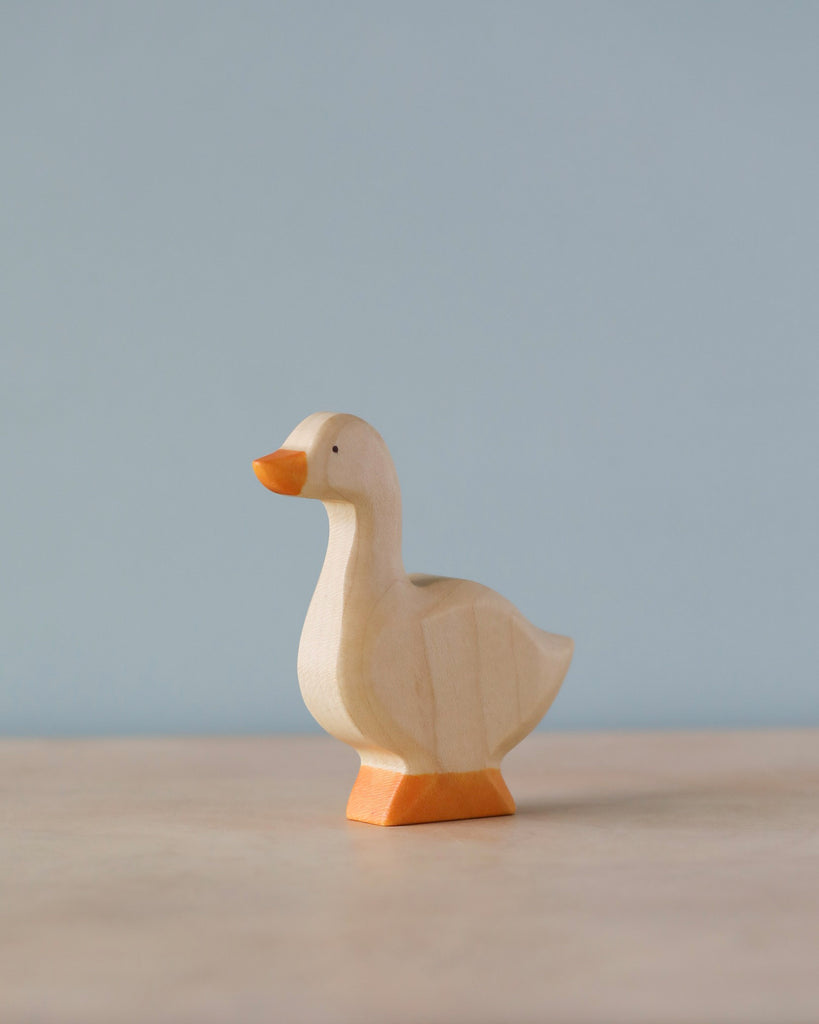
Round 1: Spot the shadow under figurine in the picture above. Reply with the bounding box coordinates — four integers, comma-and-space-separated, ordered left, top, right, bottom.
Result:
253, 412, 573, 826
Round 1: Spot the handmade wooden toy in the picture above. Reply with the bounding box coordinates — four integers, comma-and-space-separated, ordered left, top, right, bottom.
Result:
253, 413, 573, 826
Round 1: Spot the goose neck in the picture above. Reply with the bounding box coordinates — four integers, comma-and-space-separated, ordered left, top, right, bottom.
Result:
323, 496, 405, 592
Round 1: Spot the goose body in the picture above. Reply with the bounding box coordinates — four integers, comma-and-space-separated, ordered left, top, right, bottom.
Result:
254, 412, 573, 824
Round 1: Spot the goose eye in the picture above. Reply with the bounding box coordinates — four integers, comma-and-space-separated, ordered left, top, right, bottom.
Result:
332, 445, 339, 453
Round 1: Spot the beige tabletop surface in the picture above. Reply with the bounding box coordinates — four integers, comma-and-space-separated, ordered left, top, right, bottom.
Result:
1, 730, 818, 1024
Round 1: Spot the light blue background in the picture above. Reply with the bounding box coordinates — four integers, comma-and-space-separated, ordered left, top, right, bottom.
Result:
2, 3, 817, 736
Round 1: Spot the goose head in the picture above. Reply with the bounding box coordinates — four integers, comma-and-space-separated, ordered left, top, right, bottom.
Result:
253, 412, 399, 505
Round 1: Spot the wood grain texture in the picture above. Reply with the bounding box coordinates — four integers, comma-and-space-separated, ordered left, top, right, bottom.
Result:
1, 731, 818, 1024
253, 413, 573, 822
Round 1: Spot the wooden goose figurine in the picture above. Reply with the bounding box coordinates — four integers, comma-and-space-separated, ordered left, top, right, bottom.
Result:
253, 413, 573, 826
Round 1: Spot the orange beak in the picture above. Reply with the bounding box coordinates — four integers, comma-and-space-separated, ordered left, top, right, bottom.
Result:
253, 449, 308, 496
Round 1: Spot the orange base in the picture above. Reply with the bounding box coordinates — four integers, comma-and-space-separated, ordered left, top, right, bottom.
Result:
346, 766, 516, 826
